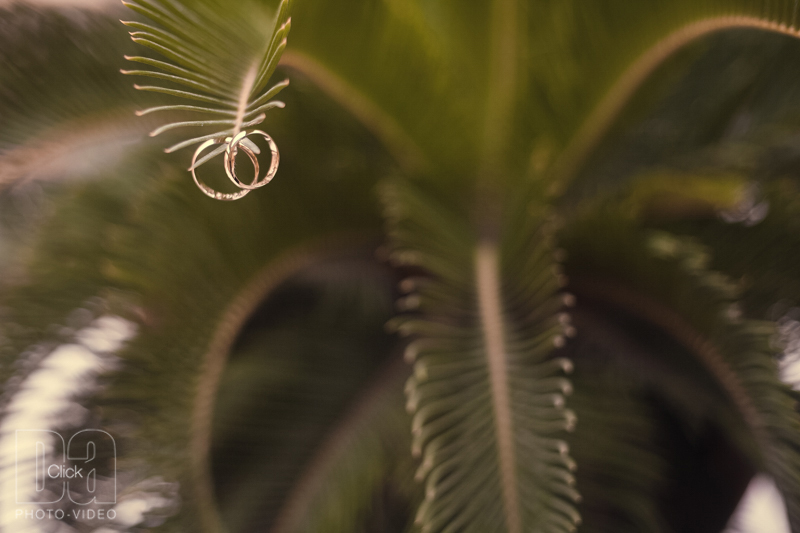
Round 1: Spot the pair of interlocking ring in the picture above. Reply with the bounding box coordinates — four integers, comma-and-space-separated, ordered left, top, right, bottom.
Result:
190, 130, 279, 201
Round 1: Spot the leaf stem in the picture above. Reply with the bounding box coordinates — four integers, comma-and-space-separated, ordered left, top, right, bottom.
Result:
234, 64, 259, 135
551, 16, 800, 194
475, 243, 522, 533
280, 50, 429, 173
189, 238, 373, 533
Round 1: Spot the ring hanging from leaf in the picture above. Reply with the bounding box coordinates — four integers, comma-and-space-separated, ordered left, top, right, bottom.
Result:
191, 137, 258, 201
224, 130, 280, 190
189, 130, 280, 201
121, 0, 293, 200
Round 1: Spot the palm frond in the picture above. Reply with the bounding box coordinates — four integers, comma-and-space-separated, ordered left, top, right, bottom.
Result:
286, 0, 542, 178
284, 0, 800, 193
121, 0, 292, 160
564, 329, 669, 533
531, 0, 800, 190
659, 180, 800, 317
382, 180, 578, 533
263, 359, 418, 533
559, 29, 800, 204
0, 6, 156, 192
561, 210, 800, 530
210, 259, 402, 533
0, 93, 395, 533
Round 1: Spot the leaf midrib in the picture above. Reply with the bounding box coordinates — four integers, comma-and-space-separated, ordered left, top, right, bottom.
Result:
551, 16, 800, 193
234, 63, 259, 135
475, 243, 522, 533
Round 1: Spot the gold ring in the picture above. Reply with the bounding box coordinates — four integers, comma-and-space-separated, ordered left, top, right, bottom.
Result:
191, 138, 259, 201
224, 130, 280, 190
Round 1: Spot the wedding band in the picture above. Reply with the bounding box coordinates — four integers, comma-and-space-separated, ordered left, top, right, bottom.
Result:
191, 138, 258, 201
224, 130, 280, 190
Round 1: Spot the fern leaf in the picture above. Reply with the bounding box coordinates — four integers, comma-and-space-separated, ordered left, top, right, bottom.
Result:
121, 0, 292, 159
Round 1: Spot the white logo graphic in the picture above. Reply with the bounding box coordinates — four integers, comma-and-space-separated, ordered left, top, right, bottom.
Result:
15, 429, 116, 505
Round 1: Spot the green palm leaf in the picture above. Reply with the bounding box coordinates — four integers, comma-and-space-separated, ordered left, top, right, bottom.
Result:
284, 0, 800, 196
532, 0, 800, 189
659, 181, 800, 318
382, 180, 579, 533
209, 259, 404, 532
121, 0, 292, 161
0, 90, 394, 533
6, 0, 800, 532
561, 210, 800, 530
0, 6, 155, 192
565, 337, 669, 533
